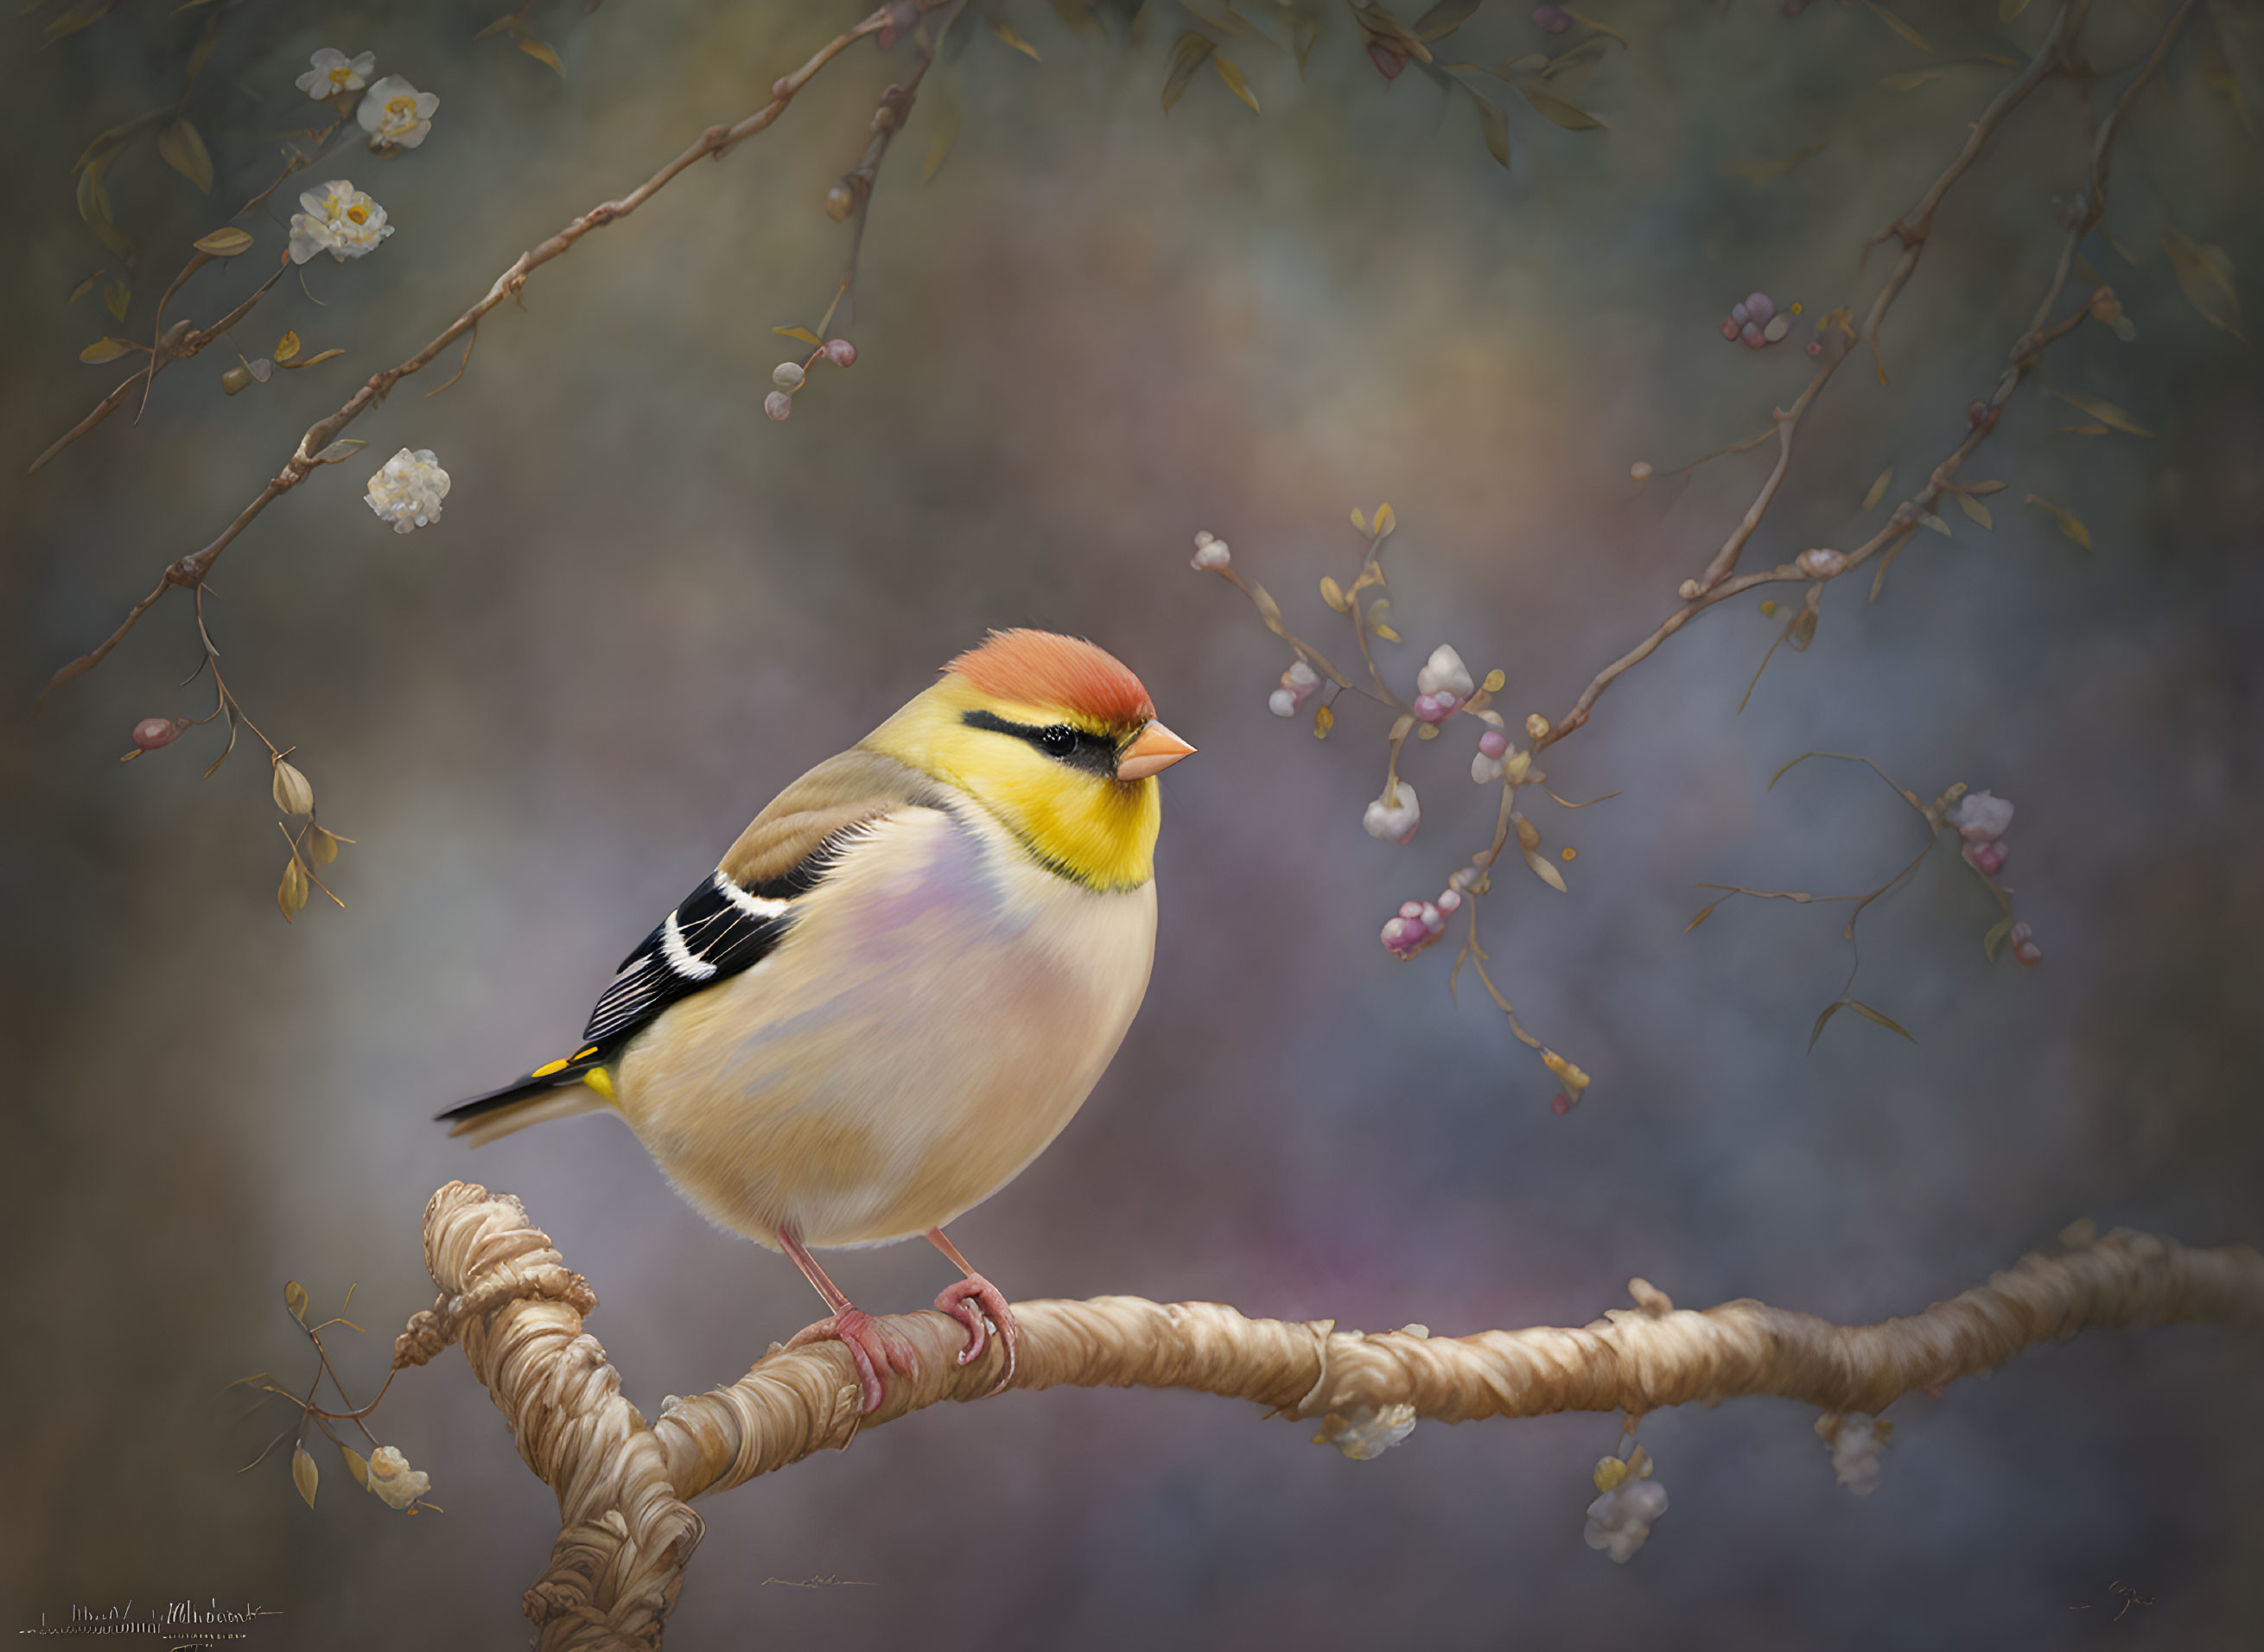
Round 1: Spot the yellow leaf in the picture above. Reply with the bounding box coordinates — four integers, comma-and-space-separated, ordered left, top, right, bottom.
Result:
79, 337, 136, 365
1917, 511, 1950, 536
1721, 136, 1828, 183
1516, 79, 1606, 130
1320, 576, 1347, 611
157, 118, 213, 194
278, 347, 345, 369
69, 271, 102, 305
1472, 94, 1510, 168
1523, 847, 1568, 892
2045, 388, 2152, 436
1482, 669, 1506, 693
2159, 231, 2246, 341
1373, 502, 1396, 537
309, 826, 340, 865
278, 859, 309, 918
274, 330, 302, 362
1161, 31, 1214, 114
2053, 422, 2110, 436
1313, 703, 1334, 739
1864, 1, 1934, 53
76, 153, 130, 262
1862, 467, 1892, 510
772, 325, 822, 345
221, 364, 254, 395
989, 17, 1041, 60
1413, 0, 1482, 41
194, 226, 254, 257
1372, 624, 1401, 642
1954, 492, 1994, 530
103, 278, 130, 321
1350, 506, 1368, 532
518, 34, 565, 78
291, 1443, 319, 1509
2024, 494, 2092, 550
271, 759, 315, 815
1684, 899, 1723, 932
1211, 53, 1260, 114
284, 1280, 309, 1321
340, 1444, 370, 1489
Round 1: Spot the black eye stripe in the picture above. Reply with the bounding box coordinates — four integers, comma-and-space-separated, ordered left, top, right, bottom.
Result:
963, 709, 1122, 776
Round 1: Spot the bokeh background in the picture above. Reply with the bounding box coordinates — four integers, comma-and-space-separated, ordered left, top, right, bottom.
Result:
4, 1, 2261, 1647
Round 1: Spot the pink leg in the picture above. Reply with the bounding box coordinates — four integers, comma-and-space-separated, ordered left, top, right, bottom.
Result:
927, 1227, 1018, 1395
776, 1228, 917, 1414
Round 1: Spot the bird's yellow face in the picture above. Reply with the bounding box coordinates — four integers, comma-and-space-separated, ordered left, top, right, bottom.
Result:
864, 654, 1191, 893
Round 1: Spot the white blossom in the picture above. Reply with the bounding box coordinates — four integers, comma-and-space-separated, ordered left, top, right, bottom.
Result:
1312, 1404, 1417, 1460
1798, 546, 1848, 578
1363, 781, 1420, 844
365, 448, 450, 534
359, 75, 440, 149
1268, 688, 1299, 718
1190, 531, 1231, 572
1472, 751, 1505, 785
365, 1445, 430, 1510
288, 180, 393, 264
1415, 643, 1474, 702
296, 48, 375, 100
1820, 1412, 1892, 1496
1950, 789, 2014, 844
1584, 1477, 1669, 1563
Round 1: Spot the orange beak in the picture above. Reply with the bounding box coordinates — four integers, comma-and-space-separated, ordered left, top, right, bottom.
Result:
1116, 721, 1195, 781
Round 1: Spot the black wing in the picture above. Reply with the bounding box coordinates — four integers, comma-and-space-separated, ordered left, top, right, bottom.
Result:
579, 862, 816, 1045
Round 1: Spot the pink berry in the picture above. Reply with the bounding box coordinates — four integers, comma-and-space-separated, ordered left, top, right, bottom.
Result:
1968, 401, 1989, 428
132, 717, 179, 751
1731, 302, 1750, 326
823, 338, 856, 367
1746, 292, 1775, 324
1532, 5, 1570, 32
1805, 340, 1823, 356
2009, 921, 2032, 944
1367, 41, 1406, 80
2014, 940, 2042, 966
763, 390, 792, 422
1964, 841, 2007, 876
1479, 729, 1509, 759
1741, 323, 1765, 349
1400, 901, 1424, 919
1720, 317, 1740, 341
1436, 889, 1462, 914
1551, 1093, 1574, 1115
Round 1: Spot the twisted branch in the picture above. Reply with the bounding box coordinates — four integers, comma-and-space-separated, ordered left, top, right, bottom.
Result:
399, 1180, 2263, 1650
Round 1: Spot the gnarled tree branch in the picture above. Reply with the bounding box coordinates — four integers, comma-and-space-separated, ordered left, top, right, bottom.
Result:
397, 1180, 2264, 1651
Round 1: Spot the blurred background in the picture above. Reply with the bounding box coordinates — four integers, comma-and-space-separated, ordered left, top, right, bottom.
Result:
4, 1, 2260, 1647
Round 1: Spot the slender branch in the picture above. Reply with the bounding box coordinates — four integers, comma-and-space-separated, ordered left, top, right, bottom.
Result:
397, 1181, 2263, 1651
36, 0, 952, 703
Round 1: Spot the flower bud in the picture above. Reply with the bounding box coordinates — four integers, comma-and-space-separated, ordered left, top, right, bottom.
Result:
1268, 688, 1297, 718
763, 390, 792, 422
1524, 714, 1549, 741
1191, 533, 1231, 571
271, 759, 315, 815
1630, 461, 1652, 481
772, 361, 805, 390
1363, 782, 1421, 844
1415, 644, 1475, 702
133, 717, 181, 751
824, 181, 855, 221
823, 338, 857, 366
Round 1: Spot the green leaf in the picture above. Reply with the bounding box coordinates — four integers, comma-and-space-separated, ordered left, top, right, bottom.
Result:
518, 34, 566, 77
772, 325, 822, 345
1954, 492, 1994, 530
291, 1443, 319, 1509
1982, 914, 2016, 962
1863, 467, 1892, 510
1161, 32, 1214, 113
284, 1280, 309, 1322
79, 337, 137, 365
76, 153, 131, 263
1413, 0, 1482, 41
157, 118, 213, 194
1472, 94, 1510, 168
2024, 494, 2093, 550
340, 1444, 370, 1489
2045, 388, 2153, 437
1211, 52, 1260, 114
2160, 231, 2247, 342
102, 277, 130, 322
1809, 997, 1918, 1053
1917, 511, 1950, 536
1516, 79, 1607, 130
1523, 847, 1568, 892
69, 270, 102, 306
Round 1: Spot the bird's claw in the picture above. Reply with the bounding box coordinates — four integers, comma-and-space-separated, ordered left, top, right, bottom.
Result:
785, 1307, 919, 1414
935, 1273, 1017, 1395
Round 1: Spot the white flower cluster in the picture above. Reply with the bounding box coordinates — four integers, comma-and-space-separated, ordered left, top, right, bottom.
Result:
289, 180, 393, 264
1190, 530, 1231, 572
292, 48, 440, 150
1817, 1412, 1892, 1497
1312, 1403, 1418, 1461
1412, 642, 1472, 723
365, 1445, 430, 1510
1585, 1477, 1669, 1563
364, 448, 451, 534
1269, 659, 1320, 718
1951, 788, 2014, 879
1363, 779, 1420, 844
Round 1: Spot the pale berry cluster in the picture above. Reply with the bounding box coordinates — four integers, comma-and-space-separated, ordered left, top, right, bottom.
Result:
1190, 530, 1231, 571
1951, 788, 2014, 878
1363, 781, 1421, 844
364, 448, 450, 534
1816, 1412, 1892, 1497
1269, 659, 1320, 718
2005, 919, 2042, 967
1380, 887, 1460, 960
1311, 1402, 1419, 1460
763, 340, 857, 421
1412, 643, 1473, 722
1585, 1449, 1668, 1564
1719, 289, 1803, 351
1798, 546, 1848, 578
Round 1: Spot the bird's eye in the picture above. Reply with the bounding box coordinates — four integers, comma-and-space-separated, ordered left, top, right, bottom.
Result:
1038, 725, 1078, 756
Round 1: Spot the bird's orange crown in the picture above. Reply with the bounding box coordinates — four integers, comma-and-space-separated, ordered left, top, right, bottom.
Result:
946, 630, 1155, 732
